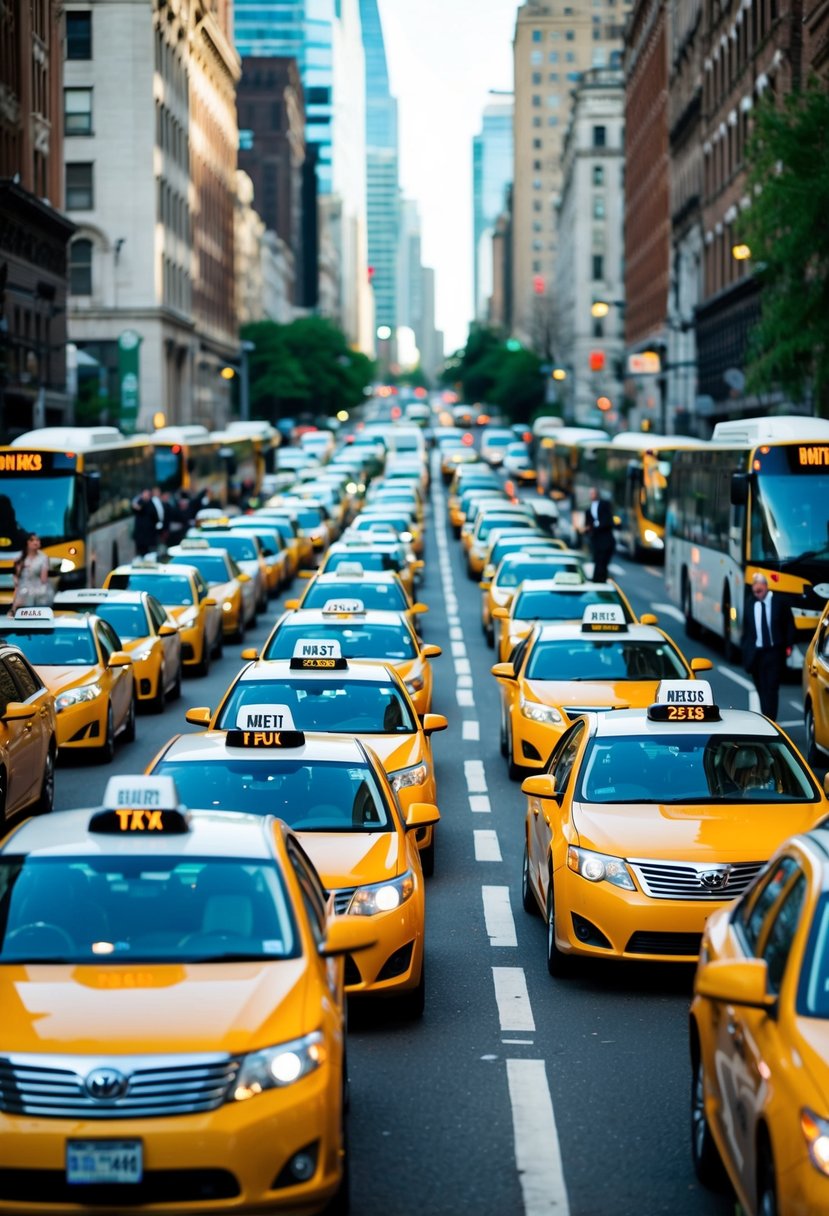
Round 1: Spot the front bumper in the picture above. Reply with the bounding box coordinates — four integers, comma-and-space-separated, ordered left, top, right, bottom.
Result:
336, 897, 424, 996
55, 699, 108, 750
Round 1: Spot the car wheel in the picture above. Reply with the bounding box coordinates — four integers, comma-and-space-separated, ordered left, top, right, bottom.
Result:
212, 626, 224, 660
233, 617, 245, 644
419, 836, 435, 878
545, 879, 571, 977
98, 707, 116, 764
123, 695, 136, 743
485, 622, 495, 648
499, 706, 508, 758
683, 575, 701, 640
690, 1046, 727, 1189
194, 637, 211, 677
34, 746, 55, 814
521, 840, 537, 915
805, 701, 822, 767
757, 1135, 778, 1216
396, 958, 426, 1019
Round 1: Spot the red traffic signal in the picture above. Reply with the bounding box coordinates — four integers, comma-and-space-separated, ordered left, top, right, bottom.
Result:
589, 350, 606, 372
533, 275, 545, 295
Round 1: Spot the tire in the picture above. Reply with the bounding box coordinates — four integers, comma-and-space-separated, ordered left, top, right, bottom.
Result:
757, 1135, 778, 1216
683, 574, 701, 641
485, 622, 495, 649
690, 1044, 727, 1189
499, 706, 508, 758
805, 701, 822, 767
521, 841, 537, 915
212, 629, 224, 659
34, 746, 55, 814
98, 707, 116, 764
194, 635, 211, 678
396, 958, 426, 1019
123, 695, 137, 743
167, 661, 182, 702
419, 836, 435, 878
545, 878, 572, 977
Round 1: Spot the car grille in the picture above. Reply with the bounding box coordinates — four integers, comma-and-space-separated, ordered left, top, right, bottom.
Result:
626, 931, 702, 956
629, 859, 765, 901
0, 1053, 240, 1119
332, 887, 356, 915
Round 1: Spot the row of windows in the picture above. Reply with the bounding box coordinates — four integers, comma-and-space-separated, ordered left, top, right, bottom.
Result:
704, 0, 779, 113
157, 178, 190, 244
66, 162, 93, 210
704, 105, 753, 200
156, 101, 190, 172
66, 10, 92, 59
162, 255, 191, 315
704, 223, 750, 299
69, 238, 92, 295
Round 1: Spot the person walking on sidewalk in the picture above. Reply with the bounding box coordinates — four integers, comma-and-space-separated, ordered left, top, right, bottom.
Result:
741, 571, 795, 720
582, 488, 615, 582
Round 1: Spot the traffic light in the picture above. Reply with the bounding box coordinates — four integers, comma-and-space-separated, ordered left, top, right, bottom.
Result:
589, 350, 605, 372
533, 275, 545, 295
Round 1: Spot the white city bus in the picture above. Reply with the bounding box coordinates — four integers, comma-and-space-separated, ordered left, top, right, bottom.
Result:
664, 416, 829, 659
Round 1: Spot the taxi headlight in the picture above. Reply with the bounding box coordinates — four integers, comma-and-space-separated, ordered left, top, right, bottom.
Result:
567, 846, 635, 891
55, 683, 102, 712
801, 1110, 829, 1176
643, 528, 664, 548
133, 647, 154, 663
389, 762, 428, 793
60, 557, 76, 573
520, 695, 563, 725
483, 565, 495, 580
233, 1031, 325, 1101
405, 673, 424, 694
344, 871, 415, 916
223, 600, 234, 612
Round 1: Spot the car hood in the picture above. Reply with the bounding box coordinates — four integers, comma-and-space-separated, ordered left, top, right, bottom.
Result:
0, 959, 310, 1054
525, 679, 660, 713
572, 800, 823, 862
298, 831, 403, 889
41, 665, 104, 694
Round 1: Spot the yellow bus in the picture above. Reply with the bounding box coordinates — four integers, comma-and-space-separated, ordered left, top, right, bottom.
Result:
535, 426, 608, 500
212, 423, 280, 504
150, 425, 226, 501
0, 426, 156, 601
665, 416, 829, 659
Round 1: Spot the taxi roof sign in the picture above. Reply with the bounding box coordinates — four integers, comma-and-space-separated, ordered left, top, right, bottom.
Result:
581, 604, 627, 633
290, 635, 348, 669
13, 606, 54, 621
103, 774, 181, 811
335, 562, 365, 577
226, 727, 306, 749
321, 599, 365, 616
92, 775, 189, 835
649, 679, 720, 722
55, 589, 111, 601
180, 538, 211, 550
552, 571, 584, 587
236, 703, 296, 732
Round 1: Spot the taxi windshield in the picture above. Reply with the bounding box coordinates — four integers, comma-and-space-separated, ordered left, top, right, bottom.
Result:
525, 639, 687, 681
108, 573, 195, 607
170, 554, 230, 583
264, 622, 416, 661
496, 559, 580, 588
577, 735, 818, 804
302, 581, 408, 612
0, 626, 96, 666
515, 588, 628, 623
477, 515, 534, 541
156, 759, 392, 832
325, 551, 397, 573
799, 893, 829, 1019
218, 679, 417, 733
0, 856, 299, 963
88, 603, 148, 641
490, 540, 557, 566
199, 534, 258, 561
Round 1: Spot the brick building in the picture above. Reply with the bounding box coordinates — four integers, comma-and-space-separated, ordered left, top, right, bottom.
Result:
804, 0, 829, 76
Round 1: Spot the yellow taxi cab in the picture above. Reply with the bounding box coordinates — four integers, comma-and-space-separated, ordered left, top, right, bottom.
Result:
185, 643, 447, 875
0, 640, 57, 819
318, 541, 422, 601
54, 588, 183, 712
265, 499, 333, 560
349, 511, 424, 557
440, 443, 480, 481
465, 508, 538, 578
105, 561, 222, 678
365, 485, 425, 524
447, 471, 500, 534
249, 512, 306, 579
0, 606, 134, 761
0, 772, 371, 1214
189, 528, 269, 613
690, 826, 829, 1215
480, 531, 573, 587
480, 549, 587, 646
494, 603, 710, 779
803, 598, 829, 766
458, 495, 518, 553
493, 575, 639, 664
284, 565, 428, 634
520, 680, 828, 976
228, 520, 292, 596
148, 725, 437, 1016
245, 604, 441, 717
167, 541, 257, 643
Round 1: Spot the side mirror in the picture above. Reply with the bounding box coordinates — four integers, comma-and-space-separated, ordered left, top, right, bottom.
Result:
521, 774, 558, 799
298, 570, 314, 579
405, 801, 441, 829
158, 623, 178, 638
422, 643, 442, 659
185, 706, 212, 726
240, 647, 259, 661
421, 713, 448, 735
695, 958, 777, 1011
284, 599, 300, 610
479, 580, 491, 590
413, 559, 425, 571
85, 470, 101, 514
203, 597, 217, 608
492, 606, 509, 621
640, 613, 659, 626
731, 472, 749, 507
108, 651, 132, 668
691, 657, 713, 672
319, 916, 377, 957
491, 662, 516, 681
3, 701, 35, 722
410, 602, 429, 615
237, 572, 251, 583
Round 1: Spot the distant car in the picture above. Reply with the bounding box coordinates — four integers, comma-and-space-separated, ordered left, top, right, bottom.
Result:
480, 427, 515, 466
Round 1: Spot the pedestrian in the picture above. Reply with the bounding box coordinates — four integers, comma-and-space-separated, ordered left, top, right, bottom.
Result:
132, 488, 158, 556
741, 571, 795, 721
582, 487, 615, 582
10, 533, 52, 611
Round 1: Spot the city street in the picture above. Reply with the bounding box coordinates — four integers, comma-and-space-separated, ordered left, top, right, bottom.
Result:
48, 464, 801, 1215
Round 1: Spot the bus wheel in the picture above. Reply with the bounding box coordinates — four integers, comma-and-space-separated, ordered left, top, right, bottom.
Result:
683, 574, 701, 640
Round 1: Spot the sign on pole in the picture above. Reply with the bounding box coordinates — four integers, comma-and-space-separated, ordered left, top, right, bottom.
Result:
118, 330, 142, 433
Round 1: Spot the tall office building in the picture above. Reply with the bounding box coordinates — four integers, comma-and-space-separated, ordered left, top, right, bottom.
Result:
360, 0, 399, 336
472, 92, 513, 322
511, 1, 629, 352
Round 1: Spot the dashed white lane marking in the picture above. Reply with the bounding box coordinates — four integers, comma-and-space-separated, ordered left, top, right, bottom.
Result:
455, 658, 471, 676
449, 626, 464, 641
503, 1038, 534, 1045
457, 674, 474, 688
506, 1058, 570, 1215
457, 689, 475, 707
483, 891, 518, 949
448, 614, 461, 627
464, 759, 487, 793
491, 964, 532, 1022
469, 794, 492, 813
451, 641, 467, 658
474, 829, 502, 862
609, 562, 625, 576
462, 720, 480, 741
652, 601, 686, 625
644, 566, 661, 578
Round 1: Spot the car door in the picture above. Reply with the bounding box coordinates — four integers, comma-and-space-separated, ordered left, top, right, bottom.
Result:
0, 657, 33, 815
810, 622, 829, 751
5, 653, 51, 806
531, 722, 585, 907
96, 619, 131, 728
148, 595, 179, 689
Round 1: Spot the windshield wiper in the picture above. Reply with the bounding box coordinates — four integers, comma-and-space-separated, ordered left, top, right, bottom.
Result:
187, 951, 284, 963
0, 956, 74, 965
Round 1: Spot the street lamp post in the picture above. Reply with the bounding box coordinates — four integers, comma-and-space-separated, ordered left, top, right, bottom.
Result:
240, 339, 255, 422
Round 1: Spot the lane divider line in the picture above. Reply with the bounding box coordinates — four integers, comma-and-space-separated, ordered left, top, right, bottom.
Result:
469, 794, 492, 813
484, 892, 519, 949
651, 602, 686, 625
464, 760, 487, 793
506, 1058, 570, 1215
474, 829, 503, 862
457, 689, 475, 707
491, 964, 533, 1022
462, 720, 480, 741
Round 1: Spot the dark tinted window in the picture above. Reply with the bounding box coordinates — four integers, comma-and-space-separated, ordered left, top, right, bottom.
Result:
738, 855, 799, 952
0, 661, 19, 715
763, 875, 806, 993
66, 11, 92, 58
5, 654, 39, 700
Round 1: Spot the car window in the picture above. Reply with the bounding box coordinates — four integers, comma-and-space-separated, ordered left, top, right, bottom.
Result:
147, 596, 168, 633
762, 874, 806, 993
5, 653, 40, 701
738, 856, 800, 953
0, 660, 20, 715
96, 621, 119, 659
287, 842, 327, 945
551, 722, 585, 794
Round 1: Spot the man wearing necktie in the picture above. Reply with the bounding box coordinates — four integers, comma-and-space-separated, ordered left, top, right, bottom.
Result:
582, 487, 616, 582
740, 572, 795, 720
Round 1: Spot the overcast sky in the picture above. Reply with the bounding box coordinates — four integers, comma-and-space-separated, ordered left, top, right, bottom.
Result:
377, 0, 517, 355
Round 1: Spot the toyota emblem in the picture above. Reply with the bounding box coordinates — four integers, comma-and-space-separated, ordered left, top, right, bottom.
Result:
85, 1067, 128, 1101
700, 870, 729, 890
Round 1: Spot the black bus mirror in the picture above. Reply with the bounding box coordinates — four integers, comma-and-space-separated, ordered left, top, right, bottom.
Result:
730, 473, 749, 507
85, 471, 101, 514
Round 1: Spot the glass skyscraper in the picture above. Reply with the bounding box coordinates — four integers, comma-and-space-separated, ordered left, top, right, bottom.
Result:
472, 93, 514, 320
359, 0, 399, 331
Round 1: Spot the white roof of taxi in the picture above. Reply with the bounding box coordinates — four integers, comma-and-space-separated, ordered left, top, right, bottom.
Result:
532, 622, 665, 643
0, 613, 94, 631
54, 588, 150, 604
521, 579, 622, 595
241, 659, 395, 683
113, 562, 200, 578
167, 545, 231, 560
306, 570, 399, 584
591, 707, 779, 738
1, 808, 276, 859
160, 729, 367, 766
277, 608, 409, 626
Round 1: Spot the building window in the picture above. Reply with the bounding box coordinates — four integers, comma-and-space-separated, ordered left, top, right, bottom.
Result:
531, 50, 543, 65
592, 125, 607, 147
533, 200, 542, 212
66, 11, 92, 59
239, 129, 254, 151
66, 162, 93, 210
533, 159, 541, 170
64, 88, 93, 136
532, 94, 541, 107
566, 29, 575, 40
592, 254, 604, 279
532, 179, 542, 190
548, 117, 559, 127
565, 51, 575, 62
533, 138, 542, 149
69, 238, 93, 296
593, 318, 605, 338
549, 72, 559, 81
548, 94, 559, 107
533, 260, 541, 272
593, 196, 605, 218
549, 51, 559, 62
593, 165, 604, 185
532, 29, 543, 42
532, 116, 542, 128
532, 72, 542, 84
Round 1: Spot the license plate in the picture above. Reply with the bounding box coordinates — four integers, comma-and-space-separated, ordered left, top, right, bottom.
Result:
66, 1140, 143, 1185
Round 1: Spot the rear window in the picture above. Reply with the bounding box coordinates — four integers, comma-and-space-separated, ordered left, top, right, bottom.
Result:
525, 639, 686, 681
264, 622, 415, 661
108, 573, 195, 607
515, 588, 628, 623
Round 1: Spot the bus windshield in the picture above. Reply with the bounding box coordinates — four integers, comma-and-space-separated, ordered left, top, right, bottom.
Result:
0, 478, 80, 549
751, 467, 829, 563
642, 453, 674, 527
153, 448, 184, 494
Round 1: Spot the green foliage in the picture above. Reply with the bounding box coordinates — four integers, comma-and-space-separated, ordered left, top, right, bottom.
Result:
741, 82, 829, 415
438, 325, 545, 421
241, 317, 375, 420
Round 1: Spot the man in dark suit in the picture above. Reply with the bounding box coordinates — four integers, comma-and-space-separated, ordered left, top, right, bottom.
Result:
582, 488, 615, 582
741, 572, 796, 720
